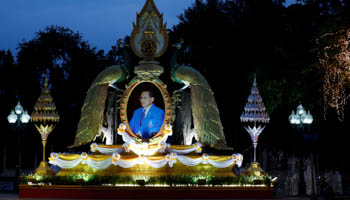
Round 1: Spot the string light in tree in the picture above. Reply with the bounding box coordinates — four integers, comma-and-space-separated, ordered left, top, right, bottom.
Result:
317, 29, 350, 121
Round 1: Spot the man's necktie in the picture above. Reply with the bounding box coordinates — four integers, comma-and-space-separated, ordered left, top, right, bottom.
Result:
140, 109, 145, 126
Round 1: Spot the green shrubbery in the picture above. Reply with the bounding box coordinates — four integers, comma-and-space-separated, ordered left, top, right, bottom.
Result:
21, 174, 272, 187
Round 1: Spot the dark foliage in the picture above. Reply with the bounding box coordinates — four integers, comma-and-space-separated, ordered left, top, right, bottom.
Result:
168, 0, 350, 173
0, 26, 125, 170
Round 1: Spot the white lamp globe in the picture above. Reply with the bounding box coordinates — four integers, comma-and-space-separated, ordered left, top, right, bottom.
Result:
304, 111, 313, 124
15, 101, 23, 115
296, 104, 305, 115
20, 110, 31, 123
289, 111, 297, 124
7, 110, 18, 123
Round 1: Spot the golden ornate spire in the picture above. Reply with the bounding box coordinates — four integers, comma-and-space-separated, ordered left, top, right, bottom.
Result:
31, 78, 59, 123
31, 77, 59, 176
130, 0, 169, 59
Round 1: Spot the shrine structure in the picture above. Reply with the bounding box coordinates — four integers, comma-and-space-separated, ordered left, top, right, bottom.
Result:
19, 0, 274, 198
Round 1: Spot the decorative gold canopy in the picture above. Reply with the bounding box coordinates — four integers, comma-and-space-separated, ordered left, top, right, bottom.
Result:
130, 0, 169, 59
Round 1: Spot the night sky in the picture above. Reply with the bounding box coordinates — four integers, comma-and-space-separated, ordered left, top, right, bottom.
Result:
0, 0, 296, 56
0, 0, 195, 55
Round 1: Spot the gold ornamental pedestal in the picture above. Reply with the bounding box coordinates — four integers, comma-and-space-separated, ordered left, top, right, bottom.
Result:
31, 78, 59, 176
34, 159, 55, 176
244, 162, 266, 177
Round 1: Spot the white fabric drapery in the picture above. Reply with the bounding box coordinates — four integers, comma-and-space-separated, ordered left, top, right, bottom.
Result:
165, 143, 202, 154
177, 155, 202, 166
49, 152, 243, 170
49, 153, 82, 169
90, 143, 124, 155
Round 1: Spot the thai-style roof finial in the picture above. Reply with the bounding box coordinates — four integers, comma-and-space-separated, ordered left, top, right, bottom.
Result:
130, 0, 169, 60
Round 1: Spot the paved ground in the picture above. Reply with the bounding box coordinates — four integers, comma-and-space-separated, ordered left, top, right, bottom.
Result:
2, 193, 349, 200
0, 194, 315, 200
4, 193, 346, 199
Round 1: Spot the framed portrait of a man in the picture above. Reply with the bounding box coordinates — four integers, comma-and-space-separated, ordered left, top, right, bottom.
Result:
127, 82, 165, 138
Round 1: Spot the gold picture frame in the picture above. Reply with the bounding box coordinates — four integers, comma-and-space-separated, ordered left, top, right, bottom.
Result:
120, 77, 172, 144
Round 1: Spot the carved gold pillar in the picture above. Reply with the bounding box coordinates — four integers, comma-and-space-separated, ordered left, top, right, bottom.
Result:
31, 78, 60, 176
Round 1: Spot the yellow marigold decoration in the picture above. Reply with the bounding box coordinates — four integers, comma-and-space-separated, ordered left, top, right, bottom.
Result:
163, 124, 172, 135
165, 154, 171, 161
81, 152, 88, 161
112, 153, 121, 162
202, 153, 209, 161
117, 123, 127, 133
90, 143, 98, 152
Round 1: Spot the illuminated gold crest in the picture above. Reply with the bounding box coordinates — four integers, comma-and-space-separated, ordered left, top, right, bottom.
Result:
130, 0, 169, 59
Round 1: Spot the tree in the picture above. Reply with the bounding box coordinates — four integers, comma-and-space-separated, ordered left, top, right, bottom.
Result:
15, 25, 107, 149
317, 28, 350, 121
169, 0, 350, 152
0, 50, 14, 95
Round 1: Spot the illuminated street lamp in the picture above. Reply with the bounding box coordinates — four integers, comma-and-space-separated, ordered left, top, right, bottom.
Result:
289, 104, 313, 126
8, 102, 31, 124
289, 104, 315, 197
7, 101, 31, 191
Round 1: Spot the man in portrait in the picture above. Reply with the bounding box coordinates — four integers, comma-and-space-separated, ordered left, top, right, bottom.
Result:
129, 90, 164, 138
